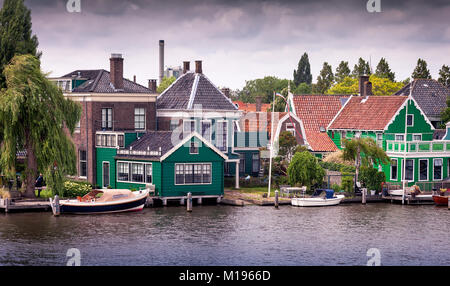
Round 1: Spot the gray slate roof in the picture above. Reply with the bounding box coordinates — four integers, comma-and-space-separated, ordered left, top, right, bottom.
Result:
394, 79, 449, 118
62, 70, 151, 93
116, 131, 182, 160
157, 72, 238, 110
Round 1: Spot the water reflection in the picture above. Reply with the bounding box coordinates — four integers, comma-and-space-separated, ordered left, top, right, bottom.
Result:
0, 204, 449, 266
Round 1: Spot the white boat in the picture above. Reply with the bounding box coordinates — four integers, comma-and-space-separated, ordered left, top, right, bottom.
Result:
291, 189, 345, 207
388, 188, 432, 199
51, 189, 150, 214
388, 189, 404, 196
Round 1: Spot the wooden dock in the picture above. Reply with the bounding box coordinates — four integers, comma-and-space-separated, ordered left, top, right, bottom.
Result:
382, 194, 435, 205
0, 198, 52, 213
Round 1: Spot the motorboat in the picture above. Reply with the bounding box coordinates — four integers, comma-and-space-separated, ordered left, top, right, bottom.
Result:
432, 195, 448, 206
291, 189, 345, 207
50, 189, 149, 214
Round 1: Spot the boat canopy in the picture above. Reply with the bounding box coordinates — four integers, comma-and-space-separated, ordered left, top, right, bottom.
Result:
96, 189, 135, 202
312, 189, 335, 199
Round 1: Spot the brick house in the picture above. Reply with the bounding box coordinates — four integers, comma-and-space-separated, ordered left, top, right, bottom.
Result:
51, 54, 158, 185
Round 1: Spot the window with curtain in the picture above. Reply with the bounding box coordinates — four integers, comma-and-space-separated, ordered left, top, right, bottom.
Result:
434, 159, 443, 180
134, 108, 145, 130
118, 162, 129, 181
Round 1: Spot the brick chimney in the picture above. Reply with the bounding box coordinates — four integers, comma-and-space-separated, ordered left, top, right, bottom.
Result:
195, 60, 202, 74
255, 96, 262, 112
221, 88, 230, 98
133, 75, 136, 83
110, 53, 124, 90
183, 61, 190, 74
148, 79, 157, 93
358, 75, 370, 96
364, 81, 373, 96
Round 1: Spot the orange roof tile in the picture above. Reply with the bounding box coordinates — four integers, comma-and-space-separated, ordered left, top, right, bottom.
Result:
238, 112, 287, 140
233, 101, 271, 112
293, 95, 349, 152
328, 96, 407, 131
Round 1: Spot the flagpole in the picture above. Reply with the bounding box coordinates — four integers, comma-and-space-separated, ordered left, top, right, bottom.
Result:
268, 91, 276, 198
402, 79, 412, 205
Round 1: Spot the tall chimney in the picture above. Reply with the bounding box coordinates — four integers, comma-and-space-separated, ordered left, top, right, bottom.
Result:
359, 75, 370, 96
255, 96, 262, 112
195, 60, 202, 74
183, 61, 190, 74
221, 88, 230, 98
364, 81, 373, 96
148, 79, 157, 93
110, 53, 124, 90
133, 75, 136, 83
159, 40, 164, 84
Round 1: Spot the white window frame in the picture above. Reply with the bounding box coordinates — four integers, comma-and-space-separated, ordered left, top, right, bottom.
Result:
216, 120, 228, 152
189, 141, 199, 154
376, 133, 383, 147
116, 161, 152, 184
96, 132, 124, 148
102, 161, 110, 188
201, 120, 212, 142
412, 134, 422, 141
407, 114, 414, 127
174, 163, 212, 186
418, 159, 428, 181
134, 108, 146, 131
286, 123, 296, 136
395, 134, 405, 141
390, 158, 398, 181
79, 150, 87, 179
101, 108, 113, 130
183, 119, 196, 133
403, 159, 414, 182
433, 158, 443, 181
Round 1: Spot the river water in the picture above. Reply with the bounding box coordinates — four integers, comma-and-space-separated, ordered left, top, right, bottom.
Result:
0, 204, 449, 266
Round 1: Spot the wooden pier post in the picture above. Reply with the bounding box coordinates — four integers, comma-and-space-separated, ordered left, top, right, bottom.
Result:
52, 195, 60, 216
362, 188, 367, 205
216, 196, 222, 204
275, 190, 279, 209
187, 192, 192, 212
162, 198, 167, 206
180, 197, 185, 206
448, 197, 450, 210
197, 197, 202, 205
5, 198, 10, 213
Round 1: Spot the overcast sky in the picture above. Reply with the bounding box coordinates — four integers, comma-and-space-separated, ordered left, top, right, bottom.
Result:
4, 0, 449, 89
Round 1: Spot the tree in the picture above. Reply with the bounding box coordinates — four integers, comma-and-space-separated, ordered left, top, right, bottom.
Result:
287, 151, 325, 189
157, 76, 176, 93
277, 131, 297, 162
292, 82, 312, 94
293, 52, 312, 86
0, 0, 40, 89
238, 76, 289, 103
340, 137, 390, 188
327, 75, 404, 95
335, 61, 351, 83
0, 55, 81, 197
441, 97, 450, 126
314, 62, 334, 94
375, 58, 395, 81
352, 58, 371, 77
438, 65, 450, 87
412, 58, 431, 79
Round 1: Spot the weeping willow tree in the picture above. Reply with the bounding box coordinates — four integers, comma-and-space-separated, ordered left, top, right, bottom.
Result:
0, 54, 81, 197
341, 137, 390, 187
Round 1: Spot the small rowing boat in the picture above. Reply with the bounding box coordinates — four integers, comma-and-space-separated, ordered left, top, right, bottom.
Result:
291, 189, 345, 207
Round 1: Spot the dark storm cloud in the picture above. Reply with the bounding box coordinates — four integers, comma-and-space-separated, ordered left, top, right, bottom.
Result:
4, 0, 448, 89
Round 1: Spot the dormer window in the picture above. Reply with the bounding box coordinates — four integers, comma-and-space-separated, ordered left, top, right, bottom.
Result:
190, 142, 199, 154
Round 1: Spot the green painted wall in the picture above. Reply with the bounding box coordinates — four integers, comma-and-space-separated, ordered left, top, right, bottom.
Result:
160, 137, 225, 197
229, 150, 260, 176
385, 100, 434, 141
96, 147, 117, 188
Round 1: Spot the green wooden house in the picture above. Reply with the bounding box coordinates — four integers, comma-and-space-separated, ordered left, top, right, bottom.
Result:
96, 131, 227, 199
327, 95, 450, 189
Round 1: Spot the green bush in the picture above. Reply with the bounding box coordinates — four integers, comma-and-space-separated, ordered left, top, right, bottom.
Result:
62, 180, 92, 198
341, 171, 354, 193
360, 166, 386, 192
320, 161, 355, 173
331, 183, 341, 193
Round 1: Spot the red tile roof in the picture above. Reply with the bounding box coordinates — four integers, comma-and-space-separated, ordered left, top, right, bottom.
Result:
293, 95, 349, 152
238, 112, 287, 140
233, 101, 271, 112
328, 96, 407, 131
